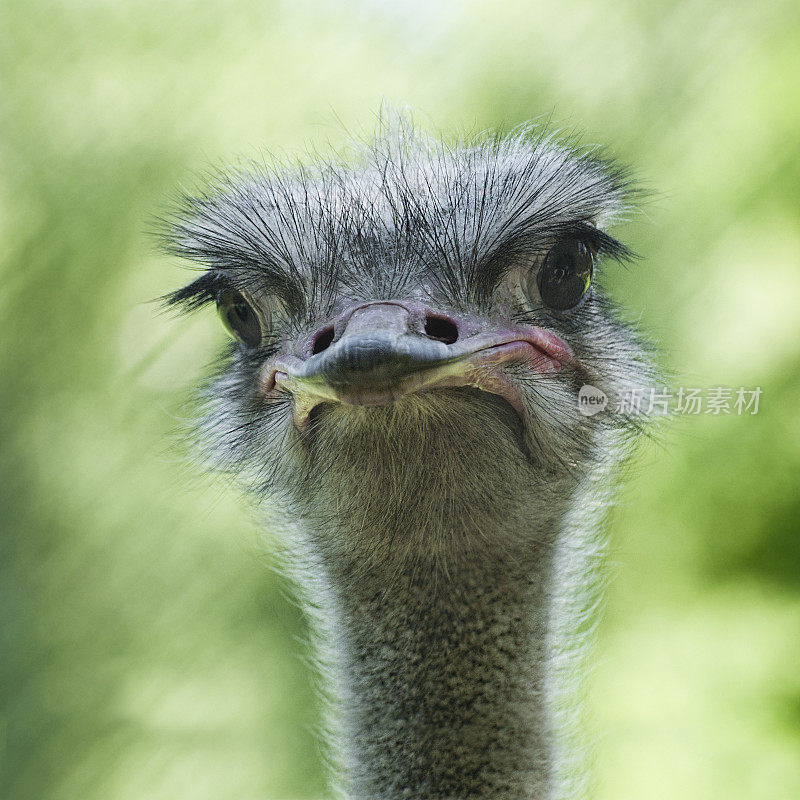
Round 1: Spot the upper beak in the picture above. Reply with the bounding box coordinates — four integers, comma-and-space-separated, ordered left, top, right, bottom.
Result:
259, 302, 573, 429
293, 327, 456, 395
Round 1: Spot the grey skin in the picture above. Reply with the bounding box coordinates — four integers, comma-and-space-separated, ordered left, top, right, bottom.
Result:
166, 118, 653, 800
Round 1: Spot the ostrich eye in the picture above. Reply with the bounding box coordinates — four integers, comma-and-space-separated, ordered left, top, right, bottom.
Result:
536, 240, 594, 311
216, 288, 262, 347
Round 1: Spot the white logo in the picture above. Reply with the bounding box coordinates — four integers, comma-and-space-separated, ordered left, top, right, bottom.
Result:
578, 385, 608, 416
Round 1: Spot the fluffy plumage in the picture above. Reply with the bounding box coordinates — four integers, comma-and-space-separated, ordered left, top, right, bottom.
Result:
166, 114, 654, 800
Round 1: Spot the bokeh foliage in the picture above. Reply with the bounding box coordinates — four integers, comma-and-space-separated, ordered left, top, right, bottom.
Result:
1, 1, 799, 798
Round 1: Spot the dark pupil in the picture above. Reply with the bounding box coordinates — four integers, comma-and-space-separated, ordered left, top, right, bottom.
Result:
538, 241, 592, 310
232, 301, 249, 324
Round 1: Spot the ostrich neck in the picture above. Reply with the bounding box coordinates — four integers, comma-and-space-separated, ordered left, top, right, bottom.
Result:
302, 498, 574, 800
280, 400, 618, 799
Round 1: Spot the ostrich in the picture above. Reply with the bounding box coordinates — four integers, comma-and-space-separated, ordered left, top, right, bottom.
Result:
165, 117, 652, 800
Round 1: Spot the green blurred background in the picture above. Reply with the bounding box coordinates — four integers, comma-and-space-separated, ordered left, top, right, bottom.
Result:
1, 1, 799, 798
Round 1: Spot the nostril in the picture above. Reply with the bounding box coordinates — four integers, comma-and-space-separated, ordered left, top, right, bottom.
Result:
312, 325, 335, 354
424, 314, 459, 345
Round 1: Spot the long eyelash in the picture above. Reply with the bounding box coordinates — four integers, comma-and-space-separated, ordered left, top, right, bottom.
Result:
163, 271, 229, 312
568, 222, 635, 262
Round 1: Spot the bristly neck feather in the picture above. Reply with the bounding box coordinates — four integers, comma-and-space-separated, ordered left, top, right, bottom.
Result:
270, 395, 618, 800
321, 527, 559, 800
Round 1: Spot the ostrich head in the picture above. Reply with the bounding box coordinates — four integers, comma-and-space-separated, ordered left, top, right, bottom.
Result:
166, 118, 652, 799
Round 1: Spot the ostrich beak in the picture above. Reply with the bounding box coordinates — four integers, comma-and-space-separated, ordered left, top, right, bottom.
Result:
259, 302, 572, 430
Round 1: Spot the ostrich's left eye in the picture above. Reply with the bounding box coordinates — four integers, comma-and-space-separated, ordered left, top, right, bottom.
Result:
535, 240, 594, 311
217, 288, 263, 347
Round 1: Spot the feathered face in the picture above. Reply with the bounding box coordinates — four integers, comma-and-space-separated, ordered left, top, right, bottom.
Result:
167, 123, 651, 509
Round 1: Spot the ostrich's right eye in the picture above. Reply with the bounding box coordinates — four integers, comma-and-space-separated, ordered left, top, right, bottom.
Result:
217, 288, 262, 348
